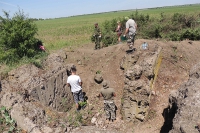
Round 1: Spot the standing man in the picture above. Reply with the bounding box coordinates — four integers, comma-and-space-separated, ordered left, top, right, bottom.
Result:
67, 65, 84, 111
123, 16, 137, 50
93, 23, 102, 50
97, 81, 116, 122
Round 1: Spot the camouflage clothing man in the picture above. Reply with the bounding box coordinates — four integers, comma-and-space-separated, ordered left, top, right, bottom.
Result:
97, 81, 116, 122
123, 17, 137, 50
93, 23, 102, 50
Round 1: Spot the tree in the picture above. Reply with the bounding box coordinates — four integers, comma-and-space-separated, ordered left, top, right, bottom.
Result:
0, 10, 42, 64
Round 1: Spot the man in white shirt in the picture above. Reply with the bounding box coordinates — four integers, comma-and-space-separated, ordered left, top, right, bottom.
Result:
67, 65, 84, 111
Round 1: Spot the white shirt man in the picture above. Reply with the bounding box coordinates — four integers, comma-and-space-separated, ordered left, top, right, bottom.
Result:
67, 66, 84, 111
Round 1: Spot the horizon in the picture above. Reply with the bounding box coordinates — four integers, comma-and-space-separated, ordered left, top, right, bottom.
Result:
0, 0, 199, 19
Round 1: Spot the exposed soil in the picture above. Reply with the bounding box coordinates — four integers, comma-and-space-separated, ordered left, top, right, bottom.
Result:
1, 38, 200, 133
64, 39, 200, 132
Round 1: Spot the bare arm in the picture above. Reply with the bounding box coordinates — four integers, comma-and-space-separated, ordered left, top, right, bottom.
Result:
124, 28, 129, 35
79, 82, 82, 87
67, 83, 70, 87
116, 25, 120, 32
97, 93, 102, 97
134, 23, 137, 29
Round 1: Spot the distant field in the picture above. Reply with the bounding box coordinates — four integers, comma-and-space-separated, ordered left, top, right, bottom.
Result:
35, 4, 200, 51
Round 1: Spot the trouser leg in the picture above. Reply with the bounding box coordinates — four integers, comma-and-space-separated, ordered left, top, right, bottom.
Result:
104, 102, 116, 120
110, 103, 116, 120
131, 34, 135, 45
78, 90, 84, 102
127, 34, 135, 49
104, 103, 111, 119
96, 37, 100, 49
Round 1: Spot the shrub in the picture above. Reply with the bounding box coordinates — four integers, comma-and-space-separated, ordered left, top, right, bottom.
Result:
101, 31, 118, 46
0, 10, 43, 64
101, 20, 118, 46
99, 11, 200, 43
181, 29, 200, 40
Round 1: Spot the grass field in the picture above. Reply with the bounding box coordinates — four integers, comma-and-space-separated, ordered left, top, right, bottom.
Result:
35, 4, 200, 51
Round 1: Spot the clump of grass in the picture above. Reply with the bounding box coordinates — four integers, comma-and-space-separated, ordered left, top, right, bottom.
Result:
96, 70, 101, 74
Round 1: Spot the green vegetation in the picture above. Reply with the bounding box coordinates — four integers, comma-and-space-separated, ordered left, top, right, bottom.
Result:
100, 9, 200, 45
0, 10, 48, 67
34, 4, 200, 50
96, 70, 101, 74
68, 111, 83, 127
0, 4, 200, 76
0, 106, 20, 133
79, 101, 87, 108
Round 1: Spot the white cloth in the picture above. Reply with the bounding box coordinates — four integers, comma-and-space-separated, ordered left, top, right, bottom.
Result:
126, 19, 136, 35
67, 75, 82, 92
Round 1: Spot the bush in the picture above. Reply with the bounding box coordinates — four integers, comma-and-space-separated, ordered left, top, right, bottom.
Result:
102, 31, 118, 47
181, 29, 200, 40
98, 11, 200, 43
142, 23, 162, 39
101, 20, 118, 46
0, 10, 43, 64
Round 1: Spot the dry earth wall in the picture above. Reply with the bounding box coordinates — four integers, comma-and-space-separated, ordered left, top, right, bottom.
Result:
164, 62, 200, 133
1, 52, 73, 112
120, 44, 162, 122
0, 52, 75, 132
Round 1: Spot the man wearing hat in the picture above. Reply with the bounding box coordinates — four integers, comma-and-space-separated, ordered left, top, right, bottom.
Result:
93, 23, 102, 50
123, 16, 137, 50
97, 81, 116, 122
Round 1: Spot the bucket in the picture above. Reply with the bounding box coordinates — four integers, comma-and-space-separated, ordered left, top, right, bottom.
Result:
121, 36, 127, 41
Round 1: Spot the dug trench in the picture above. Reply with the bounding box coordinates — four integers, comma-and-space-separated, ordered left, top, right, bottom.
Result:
0, 39, 200, 133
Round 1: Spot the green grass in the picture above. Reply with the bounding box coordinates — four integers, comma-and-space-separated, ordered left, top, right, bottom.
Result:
35, 4, 200, 51
138, 4, 200, 17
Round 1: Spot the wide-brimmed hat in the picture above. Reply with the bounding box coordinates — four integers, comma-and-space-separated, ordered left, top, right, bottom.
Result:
125, 16, 129, 21
117, 20, 120, 23
102, 81, 109, 88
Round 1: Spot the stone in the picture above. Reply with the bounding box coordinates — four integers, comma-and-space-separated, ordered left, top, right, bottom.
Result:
91, 117, 97, 124
94, 74, 103, 84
